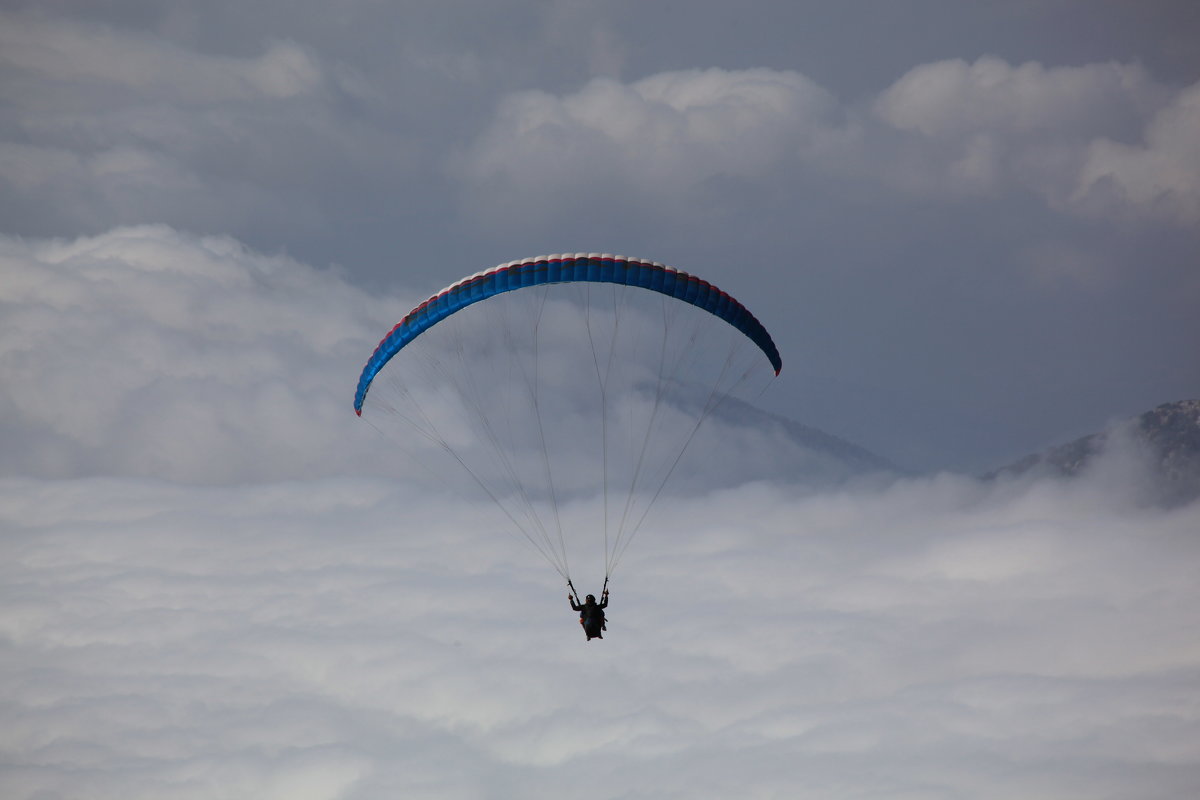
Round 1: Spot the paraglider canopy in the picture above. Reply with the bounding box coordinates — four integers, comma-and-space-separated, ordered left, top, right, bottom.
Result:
355, 254, 780, 415
355, 253, 781, 586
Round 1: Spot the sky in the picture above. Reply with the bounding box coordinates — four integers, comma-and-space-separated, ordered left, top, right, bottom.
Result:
1, 0, 1198, 470
3, 2, 1200, 798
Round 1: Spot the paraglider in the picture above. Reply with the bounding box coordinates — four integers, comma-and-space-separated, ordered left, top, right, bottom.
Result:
570, 588, 609, 641
354, 254, 780, 638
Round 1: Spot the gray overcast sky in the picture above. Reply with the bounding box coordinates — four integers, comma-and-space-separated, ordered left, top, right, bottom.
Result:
2, 0, 1198, 471
3, 5, 1200, 799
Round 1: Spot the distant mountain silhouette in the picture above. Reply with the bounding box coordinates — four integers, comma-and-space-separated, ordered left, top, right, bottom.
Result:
987, 399, 1200, 507
674, 392, 901, 490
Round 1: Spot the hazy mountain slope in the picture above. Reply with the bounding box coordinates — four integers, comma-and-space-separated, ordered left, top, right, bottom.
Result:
989, 399, 1200, 506
676, 393, 901, 490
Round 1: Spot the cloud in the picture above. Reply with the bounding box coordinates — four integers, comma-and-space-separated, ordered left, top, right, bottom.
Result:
0, 226, 397, 483
873, 57, 1200, 223
873, 57, 1164, 140
3, 470, 1198, 799
1072, 81, 1200, 224
460, 57, 1200, 227
0, 10, 403, 240
457, 67, 844, 223
0, 13, 323, 101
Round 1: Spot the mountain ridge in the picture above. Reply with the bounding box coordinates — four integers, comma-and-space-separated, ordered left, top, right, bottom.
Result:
987, 399, 1200, 506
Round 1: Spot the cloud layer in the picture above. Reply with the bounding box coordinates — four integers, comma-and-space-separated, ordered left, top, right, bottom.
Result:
0, 226, 395, 483
4, 470, 1198, 799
